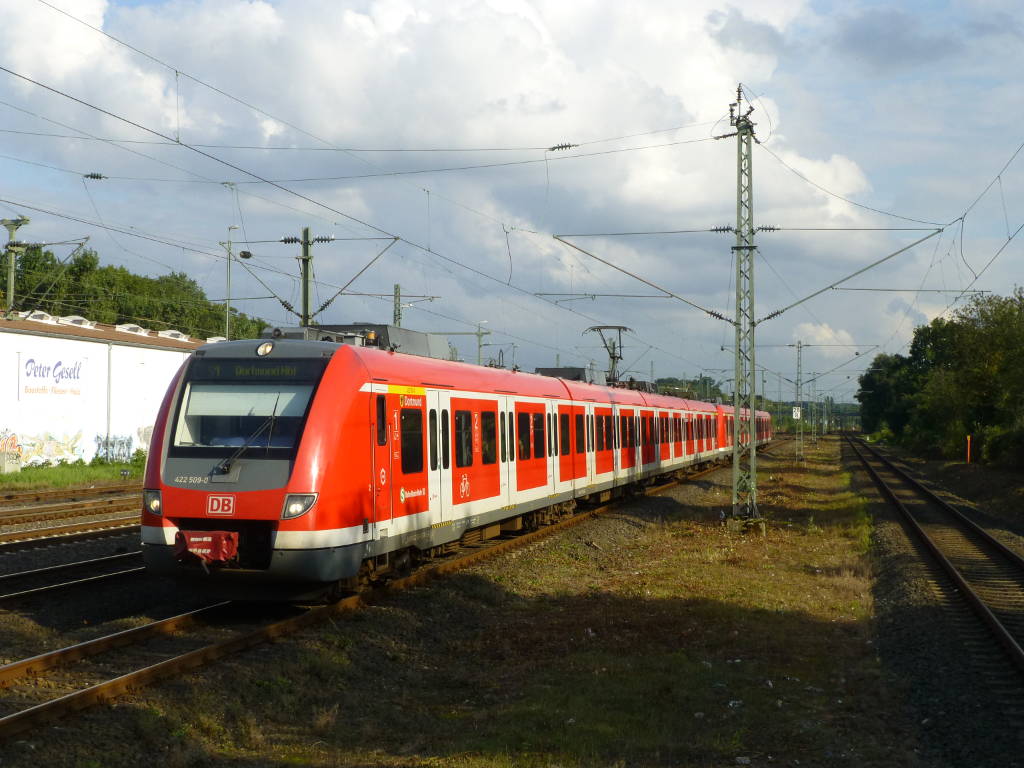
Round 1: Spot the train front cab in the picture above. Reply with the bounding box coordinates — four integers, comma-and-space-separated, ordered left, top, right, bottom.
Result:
141, 340, 376, 596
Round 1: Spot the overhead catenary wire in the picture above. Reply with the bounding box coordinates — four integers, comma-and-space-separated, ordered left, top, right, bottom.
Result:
0, 119, 721, 154
757, 142, 944, 227
29, 0, 718, 252
19, 2, 739, 378
757, 229, 945, 324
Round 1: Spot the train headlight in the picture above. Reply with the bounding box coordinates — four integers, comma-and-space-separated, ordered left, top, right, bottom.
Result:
143, 489, 162, 515
281, 493, 317, 519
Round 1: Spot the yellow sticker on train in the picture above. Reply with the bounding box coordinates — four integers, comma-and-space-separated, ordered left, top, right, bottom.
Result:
388, 385, 425, 396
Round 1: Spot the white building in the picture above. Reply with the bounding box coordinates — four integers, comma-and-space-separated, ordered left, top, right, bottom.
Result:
0, 311, 210, 465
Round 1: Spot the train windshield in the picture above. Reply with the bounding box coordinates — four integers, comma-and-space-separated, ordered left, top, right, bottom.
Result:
169, 357, 327, 457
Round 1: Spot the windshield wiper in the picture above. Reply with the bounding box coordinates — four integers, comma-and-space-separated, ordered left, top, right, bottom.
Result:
214, 394, 281, 475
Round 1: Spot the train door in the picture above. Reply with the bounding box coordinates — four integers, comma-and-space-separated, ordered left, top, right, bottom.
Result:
371, 392, 393, 534
426, 390, 452, 524
619, 408, 635, 472
498, 397, 513, 505
545, 401, 557, 493
557, 403, 573, 486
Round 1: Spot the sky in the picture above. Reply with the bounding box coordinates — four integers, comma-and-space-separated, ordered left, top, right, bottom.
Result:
1, 0, 1022, 403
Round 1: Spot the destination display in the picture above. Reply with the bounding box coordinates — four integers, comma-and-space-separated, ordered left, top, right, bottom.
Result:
188, 358, 327, 382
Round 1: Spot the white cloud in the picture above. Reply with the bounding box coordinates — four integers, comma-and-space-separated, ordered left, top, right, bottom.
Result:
0, 0, 1017, 388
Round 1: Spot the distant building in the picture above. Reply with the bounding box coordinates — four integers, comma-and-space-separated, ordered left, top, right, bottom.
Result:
0, 311, 205, 466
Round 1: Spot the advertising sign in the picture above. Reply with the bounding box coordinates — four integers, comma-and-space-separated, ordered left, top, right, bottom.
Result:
19, 356, 87, 399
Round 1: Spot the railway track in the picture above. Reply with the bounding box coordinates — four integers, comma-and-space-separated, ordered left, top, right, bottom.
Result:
0, 520, 141, 552
0, 551, 145, 602
0, 483, 141, 548
0, 482, 141, 507
0, 455, 734, 740
845, 435, 1024, 716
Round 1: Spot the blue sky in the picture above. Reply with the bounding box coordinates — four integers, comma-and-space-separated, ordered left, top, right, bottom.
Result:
1, 0, 1022, 402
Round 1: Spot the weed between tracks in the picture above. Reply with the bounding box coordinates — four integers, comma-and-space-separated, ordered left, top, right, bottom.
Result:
2, 436, 925, 767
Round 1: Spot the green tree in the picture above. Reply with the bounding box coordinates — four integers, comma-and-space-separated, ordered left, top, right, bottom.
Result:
14, 246, 267, 339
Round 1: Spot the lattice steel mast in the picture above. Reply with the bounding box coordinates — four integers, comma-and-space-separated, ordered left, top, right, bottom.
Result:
728, 85, 758, 518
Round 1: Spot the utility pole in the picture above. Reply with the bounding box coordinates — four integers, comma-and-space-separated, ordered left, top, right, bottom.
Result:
810, 376, 818, 445
2, 217, 29, 316
441, 323, 491, 365
222, 225, 238, 339
777, 372, 782, 431
795, 340, 804, 462
300, 226, 312, 327
281, 227, 333, 328
728, 85, 759, 519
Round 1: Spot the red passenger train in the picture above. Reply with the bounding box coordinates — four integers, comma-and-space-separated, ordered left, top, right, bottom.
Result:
141, 338, 771, 597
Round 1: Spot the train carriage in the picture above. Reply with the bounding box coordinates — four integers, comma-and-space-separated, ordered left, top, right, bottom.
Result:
142, 338, 771, 597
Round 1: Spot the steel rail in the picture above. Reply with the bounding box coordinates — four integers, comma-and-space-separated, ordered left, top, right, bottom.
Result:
0, 483, 141, 506
856, 438, 1024, 571
0, 552, 141, 586
0, 498, 138, 526
0, 566, 146, 602
0, 516, 139, 544
0, 602, 230, 689
0, 452, 745, 740
846, 435, 1024, 674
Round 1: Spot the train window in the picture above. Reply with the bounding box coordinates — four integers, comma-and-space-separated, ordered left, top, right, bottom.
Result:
500, 412, 506, 463
641, 417, 648, 447
441, 409, 450, 469
508, 412, 515, 461
455, 410, 473, 467
575, 413, 585, 454
376, 395, 387, 445
482, 411, 497, 465
400, 408, 424, 474
663, 416, 669, 444
588, 415, 594, 451
614, 415, 619, 448
532, 412, 545, 459
517, 412, 531, 460
551, 413, 559, 456
605, 416, 613, 450
596, 415, 605, 451
560, 413, 570, 454
429, 409, 438, 471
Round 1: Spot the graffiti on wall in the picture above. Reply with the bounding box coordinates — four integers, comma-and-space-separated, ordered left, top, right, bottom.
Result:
0, 430, 21, 457
94, 434, 134, 463
16, 431, 84, 464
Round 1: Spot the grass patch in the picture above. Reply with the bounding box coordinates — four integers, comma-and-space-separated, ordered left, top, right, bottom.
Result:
0, 460, 142, 490
6, 436, 921, 767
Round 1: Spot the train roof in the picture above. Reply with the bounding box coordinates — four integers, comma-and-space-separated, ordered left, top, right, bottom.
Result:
193, 339, 768, 417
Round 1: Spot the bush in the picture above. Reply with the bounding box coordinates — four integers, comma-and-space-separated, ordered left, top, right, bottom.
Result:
981, 426, 1024, 468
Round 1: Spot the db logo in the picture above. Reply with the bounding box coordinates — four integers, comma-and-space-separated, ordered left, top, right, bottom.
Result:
459, 474, 470, 499
207, 494, 236, 515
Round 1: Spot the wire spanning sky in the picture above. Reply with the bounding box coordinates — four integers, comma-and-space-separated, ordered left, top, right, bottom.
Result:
1, 0, 1022, 402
